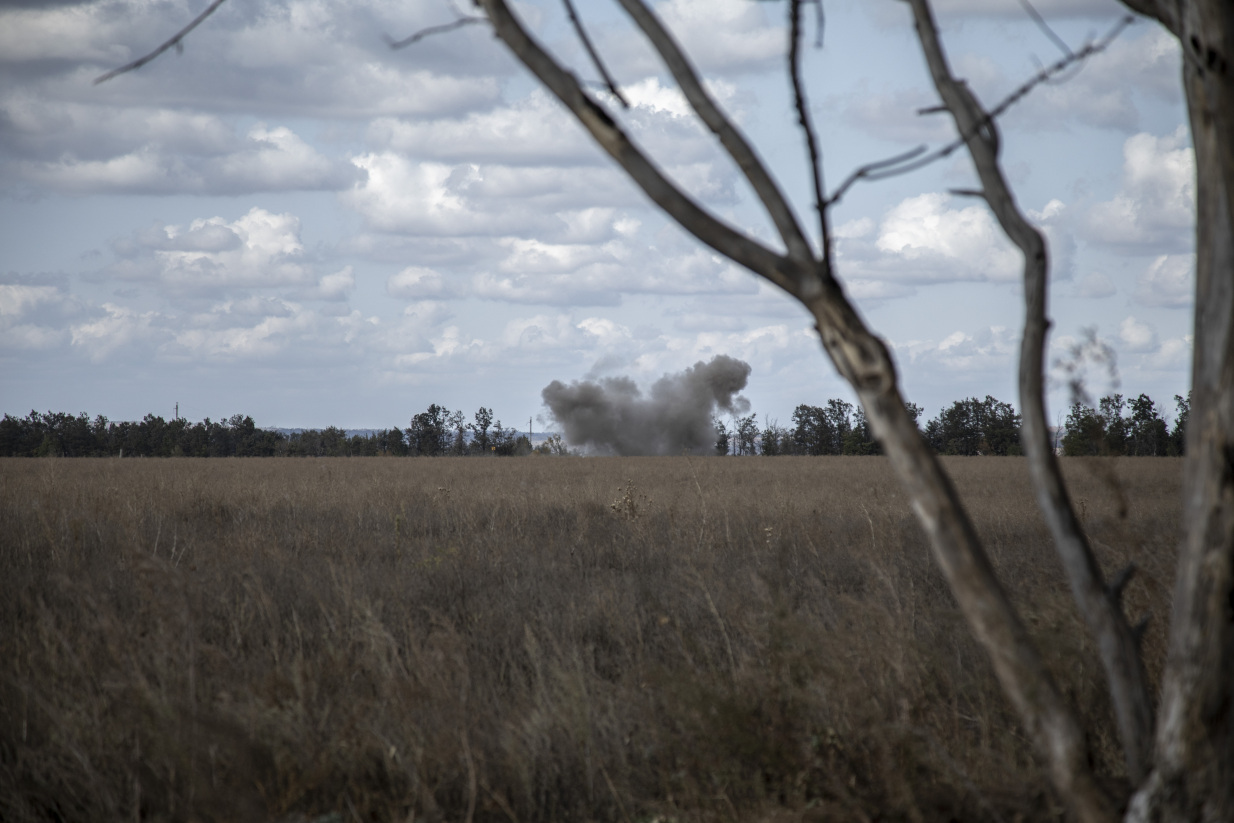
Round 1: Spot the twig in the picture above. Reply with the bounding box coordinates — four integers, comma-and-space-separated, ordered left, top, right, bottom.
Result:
94, 0, 230, 84
385, 16, 486, 51
789, 0, 829, 263
826, 13, 1134, 206
1016, 0, 1072, 58
561, 0, 628, 108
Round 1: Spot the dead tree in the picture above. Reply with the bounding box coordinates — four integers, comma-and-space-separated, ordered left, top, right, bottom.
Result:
100, 1, 1232, 820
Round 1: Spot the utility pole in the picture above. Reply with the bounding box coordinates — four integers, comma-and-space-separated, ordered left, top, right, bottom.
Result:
175, 402, 179, 421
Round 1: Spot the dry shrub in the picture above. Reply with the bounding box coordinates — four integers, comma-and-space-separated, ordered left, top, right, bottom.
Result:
0, 456, 1181, 822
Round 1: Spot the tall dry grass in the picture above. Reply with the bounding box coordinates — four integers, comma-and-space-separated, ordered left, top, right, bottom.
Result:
0, 456, 1181, 822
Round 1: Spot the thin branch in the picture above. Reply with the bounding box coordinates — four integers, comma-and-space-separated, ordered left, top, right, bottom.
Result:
94, 0, 230, 84
385, 16, 486, 50
827, 13, 1133, 206
560, 0, 629, 108
1016, 0, 1073, 58
474, 0, 808, 299
614, 0, 816, 265
789, 0, 830, 263
827, 145, 927, 207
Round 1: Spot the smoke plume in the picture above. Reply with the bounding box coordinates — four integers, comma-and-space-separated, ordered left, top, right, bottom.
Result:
541, 355, 752, 455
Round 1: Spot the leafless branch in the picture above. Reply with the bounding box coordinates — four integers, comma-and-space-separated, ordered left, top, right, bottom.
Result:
826, 145, 927, 207
827, 13, 1133, 206
789, 0, 830, 262
614, 0, 815, 264
94, 0, 230, 84
560, 0, 629, 108
385, 16, 486, 50
474, 0, 808, 298
1016, 0, 1073, 58
908, 0, 1154, 804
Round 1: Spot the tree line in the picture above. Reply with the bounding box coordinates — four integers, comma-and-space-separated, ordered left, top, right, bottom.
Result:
714, 391, 1189, 457
1, 391, 1187, 458
0, 406, 551, 458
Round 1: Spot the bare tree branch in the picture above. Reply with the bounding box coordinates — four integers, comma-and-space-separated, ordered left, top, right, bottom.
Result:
906, 0, 1155, 801
613, 0, 816, 265
478, 5, 1114, 822
1016, 0, 1073, 58
473, 0, 808, 299
827, 13, 1133, 207
789, 0, 830, 261
560, 0, 629, 108
94, 0, 230, 84
385, 16, 486, 51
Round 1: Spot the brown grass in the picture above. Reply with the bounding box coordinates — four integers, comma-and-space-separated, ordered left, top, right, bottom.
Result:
0, 456, 1181, 822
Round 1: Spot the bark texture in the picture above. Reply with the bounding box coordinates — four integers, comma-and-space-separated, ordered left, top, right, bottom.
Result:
1122, 4, 1234, 820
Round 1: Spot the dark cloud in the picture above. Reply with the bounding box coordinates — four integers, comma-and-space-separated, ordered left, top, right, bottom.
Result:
541, 354, 751, 456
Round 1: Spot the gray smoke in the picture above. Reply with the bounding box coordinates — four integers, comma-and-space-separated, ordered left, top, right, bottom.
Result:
541, 355, 752, 455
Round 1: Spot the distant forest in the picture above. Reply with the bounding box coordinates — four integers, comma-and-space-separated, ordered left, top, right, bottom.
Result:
1, 392, 1188, 458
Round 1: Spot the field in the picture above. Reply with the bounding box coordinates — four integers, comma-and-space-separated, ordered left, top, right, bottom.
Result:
0, 456, 1182, 822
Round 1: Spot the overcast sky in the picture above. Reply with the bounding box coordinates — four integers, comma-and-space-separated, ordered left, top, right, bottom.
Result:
0, 0, 1194, 431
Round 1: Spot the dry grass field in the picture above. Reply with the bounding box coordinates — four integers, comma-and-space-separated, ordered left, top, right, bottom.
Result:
0, 456, 1182, 823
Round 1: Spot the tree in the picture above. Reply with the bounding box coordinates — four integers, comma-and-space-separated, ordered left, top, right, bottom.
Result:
409, 403, 453, 456
734, 413, 759, 456
1062, 402, 1105, 457
470, 406, 494, 454
1127, 394, 1169, 457
924, 396, 1022, 456
759, 417, 788, 456
1170, 392, 1190, 455
102, 0, 1234, 819
712, 415, 730, 456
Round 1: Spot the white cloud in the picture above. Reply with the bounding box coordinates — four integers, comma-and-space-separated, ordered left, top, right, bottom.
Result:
16, 122, 361, 195
0, 284, 62, 317
106, 207, 319, 293
1085, 128, 1195, 252
70, 303, 161, 362
1118, 316, 1158, 352
1134, 254, 1193, 308
1145, 336, 1191, 371
896, 325, 1020, 375
387, 266, 461, 300
872, 193, 1021, 282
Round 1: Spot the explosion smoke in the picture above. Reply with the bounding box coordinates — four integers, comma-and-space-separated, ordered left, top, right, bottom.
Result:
541, 355, 752, 455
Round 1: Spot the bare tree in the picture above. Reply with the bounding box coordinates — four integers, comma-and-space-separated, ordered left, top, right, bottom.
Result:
100, 1, 1231, 820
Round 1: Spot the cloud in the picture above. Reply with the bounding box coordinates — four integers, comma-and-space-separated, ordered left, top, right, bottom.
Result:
896, 325, 1020, 376
387, 266, 461, 300
70, 302, 161, 362
13, 122, 362, 195
1118, 316, 1158, 352
1134, 254, 1193, 308
846, 193, 1021, 284
1085, 128, 1195, 252
0, 283, 76, 352
104, 207, 326, 294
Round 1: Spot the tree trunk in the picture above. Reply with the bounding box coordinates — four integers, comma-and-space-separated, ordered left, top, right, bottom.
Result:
1124, 4, 1234, 819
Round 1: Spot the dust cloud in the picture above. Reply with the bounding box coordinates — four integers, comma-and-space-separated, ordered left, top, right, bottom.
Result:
541, 355, 752, 455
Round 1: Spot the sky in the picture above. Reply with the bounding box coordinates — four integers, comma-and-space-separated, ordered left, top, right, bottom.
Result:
0, 0, 1195, 432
